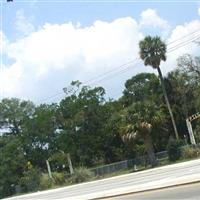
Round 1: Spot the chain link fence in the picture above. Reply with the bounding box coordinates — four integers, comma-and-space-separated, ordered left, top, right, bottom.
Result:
90, 151, 168, 176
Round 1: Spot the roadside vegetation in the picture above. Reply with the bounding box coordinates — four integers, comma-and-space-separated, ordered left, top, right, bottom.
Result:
0, 36, 200, 198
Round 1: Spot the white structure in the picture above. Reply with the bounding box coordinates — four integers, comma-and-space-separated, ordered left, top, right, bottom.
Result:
186, 112, 200, 145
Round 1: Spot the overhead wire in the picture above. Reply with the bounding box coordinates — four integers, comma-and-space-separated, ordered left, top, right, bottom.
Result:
167, 35, 200, 52
37, 29, 200, 104
37, 59, 140, 103
166, 29, 200, 46
82, 59, 139, 85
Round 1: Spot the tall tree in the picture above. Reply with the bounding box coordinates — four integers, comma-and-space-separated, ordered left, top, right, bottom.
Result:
21, 104, 58, 169
0, 136, 27, 198
177, 54, 200, 110
58, 83, 113, 166
122, 73, 162, 106
0, 98, 35, 135
139, 36, 179, 139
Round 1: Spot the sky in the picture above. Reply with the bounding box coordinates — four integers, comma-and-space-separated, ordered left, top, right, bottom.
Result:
1, 0, 200, 104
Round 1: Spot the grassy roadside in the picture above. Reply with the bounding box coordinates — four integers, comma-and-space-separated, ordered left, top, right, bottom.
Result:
9, 148, 200, 199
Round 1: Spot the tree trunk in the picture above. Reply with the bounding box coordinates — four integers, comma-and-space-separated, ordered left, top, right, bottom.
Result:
157, 67, 179, 140
144, 134, 157, 167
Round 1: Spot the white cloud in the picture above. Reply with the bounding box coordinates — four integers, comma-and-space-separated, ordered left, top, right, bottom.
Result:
3, 17, 142, 102
15, 10, 35, 36
161, 20, 200, 74
140, 9, 169, 30
0, 31, 9, 55
0, 63, 23, 96
2, 9, 200, 103
198, 7, 200, 16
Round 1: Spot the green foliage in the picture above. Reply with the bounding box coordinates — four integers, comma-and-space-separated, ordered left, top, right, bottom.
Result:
70, 167, 94, 184
139, 36, 166, 68
48, 152, 68, 172
181, 145, 200, 159
21, 104, 58, 169
0, 136, 27, 198
122, 73, 162, 106
0, 98, 35, 135
52, 172, 66, 185
120, 71, 167, 167
167, 138, 183, 161
139, 35, 179, 140
58, 85, 112, 167
19, 168, 41, 193
39, 174, 54, 190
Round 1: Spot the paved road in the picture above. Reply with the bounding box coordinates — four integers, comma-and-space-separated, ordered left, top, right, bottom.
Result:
6, 159, 200, 200
110, 182, 200, 200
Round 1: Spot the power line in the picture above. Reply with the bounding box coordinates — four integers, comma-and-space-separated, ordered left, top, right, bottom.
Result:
105, 35, 200, 100
168, 35, 200, 52
36, 59, 140, 104
91, 35, 200, 99
80, 34, 200, 86
88, 61, 142, 85
80, 33, 200, 86
73, 30, 200, 86
167, 29, 200, 47
82, 59, 139, 85
37, 31, 200, 104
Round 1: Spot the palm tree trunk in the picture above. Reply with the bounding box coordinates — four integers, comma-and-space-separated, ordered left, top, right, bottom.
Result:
144, 134, 157, 167
157, 67, 179, 139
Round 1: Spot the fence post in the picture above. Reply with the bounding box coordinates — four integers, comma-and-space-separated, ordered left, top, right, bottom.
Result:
46, 160, 53, 179
67, 153, 74, 174
134, 164, 137, 171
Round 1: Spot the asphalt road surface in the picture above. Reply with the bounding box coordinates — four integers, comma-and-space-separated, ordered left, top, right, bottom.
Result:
6, 159, 200, 200
109, 182, 200, 200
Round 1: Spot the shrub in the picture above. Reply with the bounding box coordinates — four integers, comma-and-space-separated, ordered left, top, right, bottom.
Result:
39, 174, 54, 190
52, 172, 66, 185
181, 146, 200, 159
19, 168, 41, 193
167, 137, 183, 162
70, 167, 94, 184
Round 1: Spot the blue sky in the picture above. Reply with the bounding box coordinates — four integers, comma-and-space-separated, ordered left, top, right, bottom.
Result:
4, 2, 199, 38
1, 1, 200, 103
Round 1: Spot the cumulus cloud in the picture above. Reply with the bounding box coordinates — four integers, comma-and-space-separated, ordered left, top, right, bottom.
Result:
140, 9, 169, 30
2, 17, 143, 102
0, 63, 23, 96
161, 20, 200, 74
2, 8, 200, 103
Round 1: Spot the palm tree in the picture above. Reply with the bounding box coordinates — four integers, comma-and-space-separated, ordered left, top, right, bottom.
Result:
121, 101, 163, 167
122, 121, 157, 167
139, 36, 179, 140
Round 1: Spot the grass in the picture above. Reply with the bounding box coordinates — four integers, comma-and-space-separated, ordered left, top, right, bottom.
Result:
12, 155, 200, 198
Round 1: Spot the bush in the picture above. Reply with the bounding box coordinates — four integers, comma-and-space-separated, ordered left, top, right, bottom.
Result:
70, 167, 94, 184
52, 172, 66, 185
19, 168, 41, 193
167, 137, 183, 162
39, 174, 54, 190
181, 146, 200, 159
